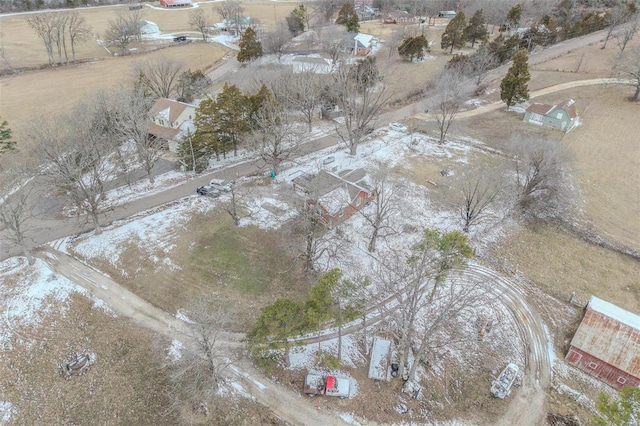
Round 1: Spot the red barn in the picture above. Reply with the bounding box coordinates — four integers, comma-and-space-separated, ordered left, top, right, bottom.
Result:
565, 296, 640, 389
159, 0, 192, 8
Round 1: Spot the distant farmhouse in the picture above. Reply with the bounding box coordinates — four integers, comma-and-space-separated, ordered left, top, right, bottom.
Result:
293, 169, 376, 227
523, 99, 578, 132
342, 32, 376, 56
565, 296, 640, 390
148, 98, 196, 152
438, 10, 457, 18
159, 0, 192, 7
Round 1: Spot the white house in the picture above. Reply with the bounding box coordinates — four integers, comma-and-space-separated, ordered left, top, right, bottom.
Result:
138, 20, 160, 35
148, 98, 196, 152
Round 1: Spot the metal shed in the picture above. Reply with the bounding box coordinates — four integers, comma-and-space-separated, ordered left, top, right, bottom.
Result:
565, 296, 640, 389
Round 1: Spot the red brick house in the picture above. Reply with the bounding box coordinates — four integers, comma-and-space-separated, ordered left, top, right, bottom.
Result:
565, 296, 640, 390
292, 169, 375, 227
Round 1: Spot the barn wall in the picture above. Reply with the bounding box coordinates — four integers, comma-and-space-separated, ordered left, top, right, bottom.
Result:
566, 346, 640, 390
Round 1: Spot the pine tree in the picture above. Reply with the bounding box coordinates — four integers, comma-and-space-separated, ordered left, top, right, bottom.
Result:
336, 2, 360, 33
237, 27, 262, 63
464, 9, 488, 48
500, 49, 530, 110
593, 386, 640, 426
441, 11, 467, 54
398, 35, 430, 62
0, 120, 15, 155
212, 83, 250, 156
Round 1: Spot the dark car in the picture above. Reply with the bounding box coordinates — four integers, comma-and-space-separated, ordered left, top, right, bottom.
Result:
196, 186, 220, 197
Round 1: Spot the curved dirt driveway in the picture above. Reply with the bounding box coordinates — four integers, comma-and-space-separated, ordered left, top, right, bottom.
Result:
36, 247, 351, 426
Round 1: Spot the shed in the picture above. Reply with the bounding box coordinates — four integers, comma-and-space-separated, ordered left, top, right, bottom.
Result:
565, 296, 640, 389
138, 20, 159, 35
159, 0, 192, 7
368, 337, 392, 381
523, 99, 578, 132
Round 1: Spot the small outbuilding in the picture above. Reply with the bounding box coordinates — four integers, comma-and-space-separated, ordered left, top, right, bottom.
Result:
565, 296, 640, 390
523, 99, 578, 132
138, 20, 159, 35
159, 0, 192, 8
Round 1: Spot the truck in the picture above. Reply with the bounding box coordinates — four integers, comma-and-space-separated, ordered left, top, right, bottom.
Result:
304, 373, 350, 399
491, 363, 519, 399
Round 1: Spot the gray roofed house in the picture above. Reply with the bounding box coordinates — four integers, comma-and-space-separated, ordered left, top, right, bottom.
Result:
292, 169, 375, 227
523, 99, 578, 132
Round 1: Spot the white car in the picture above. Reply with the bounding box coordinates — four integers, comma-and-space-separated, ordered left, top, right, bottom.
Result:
209, 179, 232, 192
389, 122, 408, 132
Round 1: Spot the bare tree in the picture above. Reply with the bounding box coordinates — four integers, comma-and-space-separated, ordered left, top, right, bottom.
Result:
262, 23, 292, 61
614, 15, 639, 52
189, 8, 211, 42
271, 69, 322, 132
26, 13, 57, 65
511, 136, 575, 221
317, 25, 348, 64
104, 10, 141, 55
602, 3, 636, 49
332, 58, 389, 155
167, 297, 235, 418
133, 56, 186, 99
249, 97, 304, 174
469, 44, 497, 86
215, 0, 244, 35
52, 13, 69, 64
428, 68, 471, 144
376, 229, 472, 381
67, 12, 92, 62
614, 45, 640, 101
311, 0, 343, 24
0, 183, 35, 264
26, 101, 117, 235
110, 87, 164, 184
457, 166, 502, 233
359, 164, 399, 252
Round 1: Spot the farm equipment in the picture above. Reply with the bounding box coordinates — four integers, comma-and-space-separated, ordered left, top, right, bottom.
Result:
491, 363, 519, 399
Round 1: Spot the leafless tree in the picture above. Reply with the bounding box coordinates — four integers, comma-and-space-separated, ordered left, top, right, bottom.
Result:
457, 166, 502, 233
26, 101, 117, 235
511, 136, 575, 221
262, 23, 292, 61
603, 3, 636, 49
614, 15, 639, 52
428, 68, 471, 144
249, 97, 304, 174
386, 26, 406, 59
469, 44, 497, 86
614, 45, 640, 101
215, 0, 244, 34
331, 59, 389, 155
358, 164, 399, 252
104, 9, 138, 56
26, 13, 57, 65
317, 25, 348, 64
375, 229, 472, 381
189, 8, 211, 42
133, 56, 186, 99
405, 276, 492, 381
67, 12, 92, 62
0, 183, 35, 264
52, 13, 69, 64
271, 69, 322, 132
166, 297, 235, 418
311, 0, 343, 24
0, 39, 11, 69
110, 87, 164, 184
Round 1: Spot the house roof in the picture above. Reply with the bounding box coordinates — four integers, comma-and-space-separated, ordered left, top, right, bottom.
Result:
161, 0, 192, 5
569, 296, 640, 378
150, 98, 195, 123
148, 122, 180, 140
292, 57, 331, 65
525, 99, 577, 119
292, 169, 372, 214
354, 33, 374, 47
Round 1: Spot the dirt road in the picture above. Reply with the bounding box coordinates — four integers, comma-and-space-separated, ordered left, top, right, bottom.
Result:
36, 247, 350, 426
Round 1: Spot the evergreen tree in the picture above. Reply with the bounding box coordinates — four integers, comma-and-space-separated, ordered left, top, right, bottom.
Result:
441, 11, 467, 53
212, 83, 250, 156
237, 27, 262, 63
0, 120, 15, 155
464, 9, 488, 48
336, 2, 360, 33
505, 3, 523, 32
593, 386, 640, 426
398, 35, 430, 62
286, 5, 305, 35
500, 49, 530, 110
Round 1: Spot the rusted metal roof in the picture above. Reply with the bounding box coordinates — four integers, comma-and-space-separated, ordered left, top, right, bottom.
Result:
525, 99, 577, 119
569, 296, 640, 378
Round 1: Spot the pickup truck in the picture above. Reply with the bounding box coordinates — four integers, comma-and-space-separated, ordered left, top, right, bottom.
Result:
304, 373, 350, 398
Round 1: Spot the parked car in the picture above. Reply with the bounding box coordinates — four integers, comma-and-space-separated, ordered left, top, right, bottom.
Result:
389, 122, 408, 132
209, 179, 232, 192
196, 186, 220, 197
